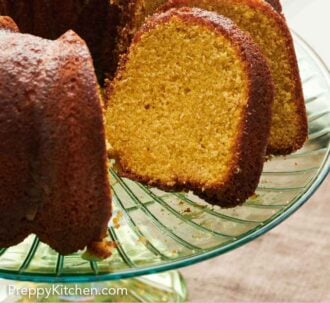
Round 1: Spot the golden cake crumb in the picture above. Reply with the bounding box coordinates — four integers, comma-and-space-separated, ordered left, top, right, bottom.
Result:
83, 240, 117, 261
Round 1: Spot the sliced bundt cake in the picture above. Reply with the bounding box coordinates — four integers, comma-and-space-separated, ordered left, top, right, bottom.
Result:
0, 20, 112, 255
106, 8, 274, 207
159, 0, 307, 155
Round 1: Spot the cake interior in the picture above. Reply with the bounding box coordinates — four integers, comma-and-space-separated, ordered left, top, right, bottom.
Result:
160, 0, 304, 153
107, 19, 249, 188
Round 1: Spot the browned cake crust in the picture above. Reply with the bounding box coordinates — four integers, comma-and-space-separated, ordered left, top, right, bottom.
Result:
0, 15, 18, 31
0, 18, 33, 247
111, 0, 137, 55
264, 0, 282, 13
112, 0, 170, 59
107, 7, 274, 207
0, 24, 112, 254
0, 0, 121, 81
112, 0, 282, 56
0, 0, 284, 82
160, 0, 307, 155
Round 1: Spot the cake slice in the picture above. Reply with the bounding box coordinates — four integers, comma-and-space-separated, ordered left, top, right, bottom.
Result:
106, 8, 274, 207
160, 0, 307, 155
0, 19, 112, 255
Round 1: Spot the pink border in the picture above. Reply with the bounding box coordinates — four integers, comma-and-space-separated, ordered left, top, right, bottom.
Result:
1, 304, 330, 329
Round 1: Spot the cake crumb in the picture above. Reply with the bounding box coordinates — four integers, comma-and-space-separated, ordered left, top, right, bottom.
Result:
112, 211, 123, 229
265, 154, 274, 162
250, 193, 259, 200
83, 240, 116, 261
138, 236, 148, 245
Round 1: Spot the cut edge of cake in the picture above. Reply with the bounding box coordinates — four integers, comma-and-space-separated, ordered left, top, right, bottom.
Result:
159, 0, 307, 156
106, 7, 274, 207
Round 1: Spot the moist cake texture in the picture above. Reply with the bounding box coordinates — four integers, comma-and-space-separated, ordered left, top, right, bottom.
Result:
160, 0, 307, 155
106, 7, 274, 207
120, 0, 307, 155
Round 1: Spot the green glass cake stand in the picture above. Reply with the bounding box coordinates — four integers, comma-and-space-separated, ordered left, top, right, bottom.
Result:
0, 33, 329, 302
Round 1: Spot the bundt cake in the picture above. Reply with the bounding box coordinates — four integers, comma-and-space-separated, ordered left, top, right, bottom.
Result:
157, 0, 307, 155
0, 0, 308, 252
0, 19, 112, 255
106, 7, 274, 207
0, 0, 121, 81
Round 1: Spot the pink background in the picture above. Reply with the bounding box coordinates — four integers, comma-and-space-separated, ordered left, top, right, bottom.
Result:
1, 304, 330, 329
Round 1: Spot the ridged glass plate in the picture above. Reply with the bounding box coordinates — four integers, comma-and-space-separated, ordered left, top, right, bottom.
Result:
0, 33, 329, 283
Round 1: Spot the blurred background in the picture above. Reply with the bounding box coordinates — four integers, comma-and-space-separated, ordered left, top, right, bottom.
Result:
284, 0, 330, 69
182, 0, 330, 302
